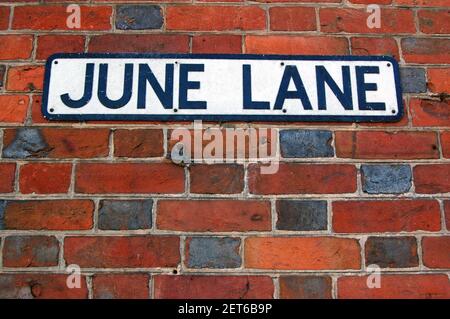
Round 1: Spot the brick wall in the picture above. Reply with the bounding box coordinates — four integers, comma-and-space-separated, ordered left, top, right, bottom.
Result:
0, 0, 449, 299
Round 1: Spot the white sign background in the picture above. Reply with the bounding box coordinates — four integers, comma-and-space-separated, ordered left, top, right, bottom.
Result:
42, 54, 403, 122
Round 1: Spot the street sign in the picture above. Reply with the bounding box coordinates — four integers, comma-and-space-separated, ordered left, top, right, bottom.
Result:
43, 54, 403, 122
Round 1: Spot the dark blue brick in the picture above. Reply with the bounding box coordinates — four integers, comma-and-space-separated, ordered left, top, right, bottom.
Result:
0, 201, 5, 230
116, 5, 163, 30
361, 165, 412, 194
187, 237, 241, 269
276, 200, 327, 231
280, 130, 333, 158
2, 128, 49, 159
365, 237, 418, 268
400, 67, 427, 93
0, 65, 5, 88
98, 200, 152, 230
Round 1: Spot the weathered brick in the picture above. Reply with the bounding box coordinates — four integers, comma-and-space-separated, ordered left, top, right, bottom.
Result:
0, 163, 16, 193
166, 6, 266, 31
0, 274, 88, 299
157, 200, 271, 232
410, 98, 450, 127
248, 164, 357, 194
332, 200, 441, 233
245, 36, 349, 55
351, 37, 399, 60
401, 38, 450, 64
13, 5, 112, 31
36, 35, 85, 60
269, 7, 316, 31
192, 35, 242, 53
114, 129, 163, 158
0, 95, 29, 123
190, 164, 244, 194
19, 163, 72, 194
280, 130, 333, 158
116, 5, 162, 30
427, 68, 449, 93
186, 237, 241, 269
0, 6, 9, 30
422, 237, 450, 268
3, 128, 109, 159
92, 274, 149, 299
414, 164, 450, 193
365, 237, 418, 268
418, 9, 450, 34
320, 8, 415, 34
64, 236, 180, 268
245, 237, 361, 270
6, 66, 45, 92
2, 200, 94, 230
276, 200, 327, 231
338, 274, 450, 299
0, 35, 33, 60
3, 236, 59, 267
361, 164, 412, 194
445, 201, 450, 230
335, 131, 439, 159
98, 200, 152, 230
395, 0, 449, 6
0, 65, 4, 87
75, 163, 184, 194
442, 131, 450, 158
154, 275, 274, 299
279, 276, 332, 299
89, 34, 189, 53
400, 67, 427, 93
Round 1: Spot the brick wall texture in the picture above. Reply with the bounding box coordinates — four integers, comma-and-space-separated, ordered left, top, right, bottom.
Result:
0, 0, 449, 299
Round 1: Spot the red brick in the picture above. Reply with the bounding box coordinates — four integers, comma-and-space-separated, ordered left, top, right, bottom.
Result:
190, 164, 244, 194
248, 164, 357, 195
0, 6, 9, 30
64, 236, 180, 268
13, 5, 112, 31
418, 10, 450, 34
245, 36, 349, 54
114, 129, 163, 158
92, 274, 149, 299
36, 35, 85, 60
75, 163, 184, 194
402, 38, 450, 64
245, 237, 361, 270
3, 236, 59, 267
320, 8, 415, 34
351, 37, 399, 60
422, 237, 450, 269
350, 0, 392, 3
167, 6, 266, 31
414, 164, 450, 193
89, 34, 189, 53
253, 0, 340, 2
442, 131, 450, 158
445, 201, 450, 230
395, 0, 449, 6
410, 98, 450, 127
19, 163, 72, 194
335, 131, 439, 159
6, 65, 45, 92
0, 95, 29, 123
192, 35, 242, 53
269, 7, 316, 31
3, 200, 94, 230
157, 200, 271, 232
0, 274, 88, 299
427, 68, 450, 93
0, 35, 33, 60
3, 128, 110, 158
338, 274, 450, 299
279, 276, 332, 299
154, 275, 274, 299
0, 163, 15, 193
332, 200, 441, 233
